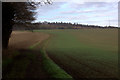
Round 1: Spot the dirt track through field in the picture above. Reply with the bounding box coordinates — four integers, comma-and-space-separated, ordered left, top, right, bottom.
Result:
9, 31, 49, 49
4, 31, 50, 78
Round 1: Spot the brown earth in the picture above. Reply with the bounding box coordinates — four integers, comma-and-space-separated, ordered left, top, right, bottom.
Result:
3, 31, 50, 79
9, 31, 49, 49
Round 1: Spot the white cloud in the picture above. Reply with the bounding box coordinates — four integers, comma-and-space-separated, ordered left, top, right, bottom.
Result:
52, 0, 119, 3
35, 1, 118, 27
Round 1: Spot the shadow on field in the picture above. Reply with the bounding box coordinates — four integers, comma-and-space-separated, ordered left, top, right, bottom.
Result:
2, 49, 50, 79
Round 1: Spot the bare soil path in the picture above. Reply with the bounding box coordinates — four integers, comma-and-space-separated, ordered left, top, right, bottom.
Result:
9, 31, 49, 49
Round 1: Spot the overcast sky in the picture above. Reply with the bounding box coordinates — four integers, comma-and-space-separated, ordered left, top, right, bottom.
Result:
35, 1, 118, 27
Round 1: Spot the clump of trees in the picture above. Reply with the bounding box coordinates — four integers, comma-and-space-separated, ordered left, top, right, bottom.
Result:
2, 1, 51, 49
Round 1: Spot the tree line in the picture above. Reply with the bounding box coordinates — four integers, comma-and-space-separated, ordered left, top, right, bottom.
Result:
13, 21, 117, 30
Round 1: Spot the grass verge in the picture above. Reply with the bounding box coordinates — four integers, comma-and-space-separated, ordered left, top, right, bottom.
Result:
40, 47, 73, 78
30, 35, 73, 79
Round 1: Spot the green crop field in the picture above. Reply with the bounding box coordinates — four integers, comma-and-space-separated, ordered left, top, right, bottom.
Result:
35, 29, 118, 78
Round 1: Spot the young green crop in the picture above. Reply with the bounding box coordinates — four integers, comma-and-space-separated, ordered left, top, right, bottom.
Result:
35, 29, 118, 78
